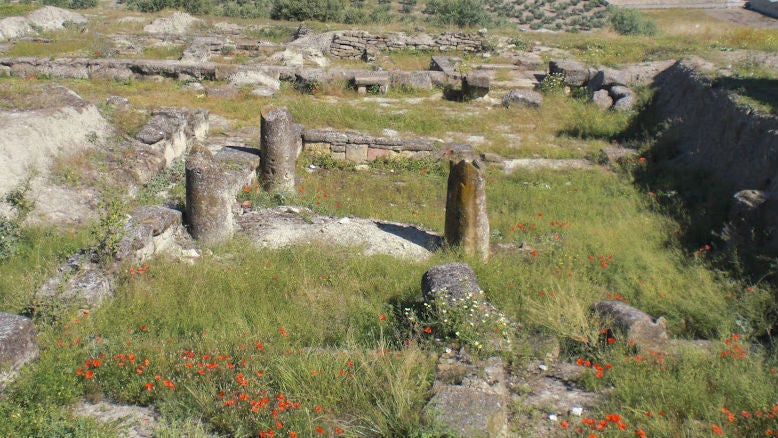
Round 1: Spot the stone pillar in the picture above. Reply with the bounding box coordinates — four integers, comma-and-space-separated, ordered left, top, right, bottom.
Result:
185, 144, 236, 244
260, 105, 297, 194
445, 159, 490, 261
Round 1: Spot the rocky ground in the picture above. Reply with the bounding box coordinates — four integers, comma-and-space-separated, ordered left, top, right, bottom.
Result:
1, 3, 776, 437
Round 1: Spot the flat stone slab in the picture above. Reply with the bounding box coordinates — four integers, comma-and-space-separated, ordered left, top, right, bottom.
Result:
237, 206, 443, 261
0, 312, 38, 374
503, 159, 594, 174
73, 401, 159, 438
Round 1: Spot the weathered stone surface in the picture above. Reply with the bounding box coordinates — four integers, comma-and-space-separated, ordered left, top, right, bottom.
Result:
0, 7, 85, 42
0, 312, 38, 373
501, 89, 543, 108
445, 160, 490, 261
36, 252, 114, 307
27, 6, 87, 31
612, 93, 636, 112
549, 59, 591, 87
463, 71, 491, 99
115, 206, 183, 264
136, 107, 208, 167
391, 71, 434, 90
592, 300, 669, 351
260, 105, 297, 194
427, 351, 509, 438
228, 69, 280, 91
421, 262, 484, 304
144, 11, 201, 35
0, 16, 33, 41
591, 89, 613, 109
185, 144, 236, 244
726, 190, 778, 250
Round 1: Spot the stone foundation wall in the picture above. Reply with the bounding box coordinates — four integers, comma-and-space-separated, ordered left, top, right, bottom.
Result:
749, 0, 778, 18
329, 31, 486, 59
301, 128, 473, 163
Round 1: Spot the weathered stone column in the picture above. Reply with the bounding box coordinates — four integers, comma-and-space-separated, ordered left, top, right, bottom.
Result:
260, 105, 297, 194
185, 144, 236, 244
445, 159, 490, 261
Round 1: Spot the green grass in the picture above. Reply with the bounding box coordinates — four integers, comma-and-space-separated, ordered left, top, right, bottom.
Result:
0, 3, 39, 17
2, 7, 778, 436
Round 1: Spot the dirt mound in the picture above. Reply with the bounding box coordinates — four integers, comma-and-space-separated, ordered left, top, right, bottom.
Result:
0, 6, 86, 41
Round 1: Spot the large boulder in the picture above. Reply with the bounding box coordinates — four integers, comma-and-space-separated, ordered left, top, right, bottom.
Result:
0, 16, 33, 41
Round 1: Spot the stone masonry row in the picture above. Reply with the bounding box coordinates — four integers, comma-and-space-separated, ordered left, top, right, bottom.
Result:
329, 31, 486, 59
301, 128, 474, 163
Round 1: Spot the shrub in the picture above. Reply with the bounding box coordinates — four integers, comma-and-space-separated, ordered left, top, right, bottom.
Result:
42, 0, 98, 9
423, 0, 493, 28
0, 179, 34, 261
270, 0, 346, 22
609, 7, 657, 36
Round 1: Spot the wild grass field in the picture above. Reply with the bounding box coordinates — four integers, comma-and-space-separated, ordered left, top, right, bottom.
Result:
2, 2, 778, 437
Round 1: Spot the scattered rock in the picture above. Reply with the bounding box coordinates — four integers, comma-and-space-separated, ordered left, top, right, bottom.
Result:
591, 89, 613, 109
502, 89, 543, 108
592, 300, 669, 351
598, 147, 637, 166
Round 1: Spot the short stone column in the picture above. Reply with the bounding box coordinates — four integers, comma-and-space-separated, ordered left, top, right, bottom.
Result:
260, 105, 297, 194
185, 144, 236, 244
445, 159, 490, 261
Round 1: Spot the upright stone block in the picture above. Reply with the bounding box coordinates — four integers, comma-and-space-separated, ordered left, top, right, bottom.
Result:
445, 160, 490, 261
260, 105, 297, 194
185, 144, 236, 244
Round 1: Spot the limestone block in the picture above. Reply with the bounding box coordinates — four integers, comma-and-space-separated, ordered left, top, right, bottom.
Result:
367, 147, 391, 161
549, 59, 591, 87
345, 144, 368, 163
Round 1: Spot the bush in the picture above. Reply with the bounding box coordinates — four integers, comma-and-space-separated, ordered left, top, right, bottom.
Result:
270, 0, 346, 22
609, 7, 657, 36
423, 0, 493, 28
538, 72, 566, 95
42, 0, 98, 9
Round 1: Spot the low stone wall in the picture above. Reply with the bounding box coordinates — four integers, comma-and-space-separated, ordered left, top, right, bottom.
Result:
329, 31, 486, 60
652, 58, 778, 194
301, 128, 473, 163
0, 57, 445, 90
